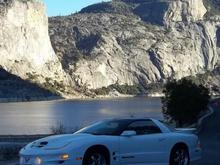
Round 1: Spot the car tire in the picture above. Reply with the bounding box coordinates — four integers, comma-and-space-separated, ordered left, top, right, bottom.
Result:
83, 149, 108, 165
170, 145, 190, 165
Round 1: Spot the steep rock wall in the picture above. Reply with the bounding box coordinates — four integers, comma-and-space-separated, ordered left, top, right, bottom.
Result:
0, 0, 66, 84
165, 0, 207, 24
49, 0, 220, 90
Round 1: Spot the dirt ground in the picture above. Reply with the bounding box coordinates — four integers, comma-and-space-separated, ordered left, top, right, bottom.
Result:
0, 160, 18, 165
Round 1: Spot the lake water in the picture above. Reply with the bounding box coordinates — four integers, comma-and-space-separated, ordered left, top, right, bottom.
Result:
0, 97, 162, 135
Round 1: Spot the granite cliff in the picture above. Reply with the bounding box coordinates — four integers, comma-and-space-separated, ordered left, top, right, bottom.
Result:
1, 0, 220, 99
0, 0, 75, 99
49, 0, 220, 92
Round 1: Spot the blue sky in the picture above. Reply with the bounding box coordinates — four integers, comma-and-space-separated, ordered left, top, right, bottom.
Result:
44, 0, 110, 16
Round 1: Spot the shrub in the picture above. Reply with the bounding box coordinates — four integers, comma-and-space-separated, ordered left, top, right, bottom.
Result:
50, 121, 66, 135
162, 78, 210, 127
93, 83, 146, 95
93, 87, 111, 95
0, 145, 21, 160
109, 84, 141, 95
26, 73, 38, 80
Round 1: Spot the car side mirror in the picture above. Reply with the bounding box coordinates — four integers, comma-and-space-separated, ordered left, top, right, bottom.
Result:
121, 130, 136, 137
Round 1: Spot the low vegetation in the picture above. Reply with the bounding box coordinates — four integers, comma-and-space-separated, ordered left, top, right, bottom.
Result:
0, 145, 20, 160
50, 121, 66, 135
50, 121, 80, 134
42, 78, 66, 94
93, 84, 143, 95
0, 67, 60, 102
203, 0, 220, 16
162, 78, 210, 127
93, 82, 163, 96
184, 67, 220, 95
26, 72, 39, 80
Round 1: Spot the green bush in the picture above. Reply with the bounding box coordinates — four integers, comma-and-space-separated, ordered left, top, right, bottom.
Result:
93, 83, 146, 95
26, 73, 38, 80
93, 87, 111, 95
109, 84, 142, 95
162, 78, 210, 127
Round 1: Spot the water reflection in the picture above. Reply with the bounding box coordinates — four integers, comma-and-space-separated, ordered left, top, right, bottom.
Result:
0, 97, 162, 135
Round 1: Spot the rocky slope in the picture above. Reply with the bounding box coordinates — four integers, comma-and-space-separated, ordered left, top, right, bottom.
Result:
49, 0, 220, 92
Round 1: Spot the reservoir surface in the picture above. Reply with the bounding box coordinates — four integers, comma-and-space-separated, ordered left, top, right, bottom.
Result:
0, 97, 162, 135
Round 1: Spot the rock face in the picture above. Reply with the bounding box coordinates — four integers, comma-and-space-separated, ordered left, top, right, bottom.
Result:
165, 0, 207, 23
49, 0, 220, 90
0, 0, 66, 85
1, 0, 220, 97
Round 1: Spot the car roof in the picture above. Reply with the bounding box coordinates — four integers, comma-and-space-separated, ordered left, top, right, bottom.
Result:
106, 118, 153, 122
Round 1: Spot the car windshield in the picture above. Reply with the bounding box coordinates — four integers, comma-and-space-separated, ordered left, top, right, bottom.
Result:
75, 120, 132, 136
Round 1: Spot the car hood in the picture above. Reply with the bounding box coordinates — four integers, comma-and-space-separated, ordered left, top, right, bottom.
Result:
29, 133, 92, 150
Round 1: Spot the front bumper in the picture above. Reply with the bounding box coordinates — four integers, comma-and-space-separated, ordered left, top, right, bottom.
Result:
19, 155, 83, 165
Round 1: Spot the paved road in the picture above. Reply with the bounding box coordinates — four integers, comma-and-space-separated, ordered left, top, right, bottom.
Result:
0, 160, 18, 165
192, 101, 220, 165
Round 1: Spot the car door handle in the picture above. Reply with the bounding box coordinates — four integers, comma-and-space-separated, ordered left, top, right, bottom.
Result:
158, 138, 166, 142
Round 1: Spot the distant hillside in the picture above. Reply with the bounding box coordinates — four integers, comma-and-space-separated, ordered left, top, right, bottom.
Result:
80, 0, 169, 25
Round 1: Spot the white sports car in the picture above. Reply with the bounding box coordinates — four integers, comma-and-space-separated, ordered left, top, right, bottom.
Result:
19, 118, 201, 165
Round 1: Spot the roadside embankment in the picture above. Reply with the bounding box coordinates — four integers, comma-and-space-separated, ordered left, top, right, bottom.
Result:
0, 135, 49, 161
195, 105, 215, 134
0, 96, 62, 103
182, 105, 215, 134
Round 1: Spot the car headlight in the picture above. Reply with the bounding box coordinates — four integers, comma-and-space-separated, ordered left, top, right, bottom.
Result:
34, 157, 42, 165
20, 157, 24, 164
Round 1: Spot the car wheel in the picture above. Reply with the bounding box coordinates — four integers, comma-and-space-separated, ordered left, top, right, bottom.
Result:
83, 151, 107, 165
170, 145, 190, 165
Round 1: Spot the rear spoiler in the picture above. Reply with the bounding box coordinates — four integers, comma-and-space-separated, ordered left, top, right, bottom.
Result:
175, 128, 197, 134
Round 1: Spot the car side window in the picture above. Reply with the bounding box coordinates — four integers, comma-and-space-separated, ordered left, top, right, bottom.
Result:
127, 120, 162, 135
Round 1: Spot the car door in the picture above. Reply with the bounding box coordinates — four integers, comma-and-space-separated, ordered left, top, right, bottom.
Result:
119, 120, 169, 164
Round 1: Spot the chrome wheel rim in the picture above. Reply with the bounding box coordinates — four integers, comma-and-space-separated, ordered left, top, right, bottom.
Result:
173, 149, 189, 165
88, 153, 107, 165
